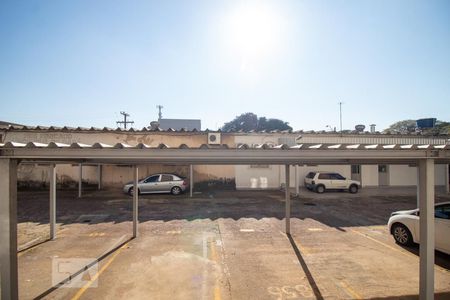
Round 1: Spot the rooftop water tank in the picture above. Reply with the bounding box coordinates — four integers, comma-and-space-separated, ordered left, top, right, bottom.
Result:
416, 118, 436, 129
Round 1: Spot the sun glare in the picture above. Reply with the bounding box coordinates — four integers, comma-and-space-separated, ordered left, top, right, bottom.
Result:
223, 3, 285, 69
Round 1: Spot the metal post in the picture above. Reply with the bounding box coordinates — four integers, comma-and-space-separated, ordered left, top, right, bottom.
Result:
78, 163, 82, 198
97, 164, 102, 190
445, 164, 449, 194
190, 164, 193, 198
295, 165, 299, 196
418, 159, 435, 300
133, 165, 139, 238
285, 164, 291, 234
0, 159, 18, 300
416, 166, 420, 208
50, 164, 56, 240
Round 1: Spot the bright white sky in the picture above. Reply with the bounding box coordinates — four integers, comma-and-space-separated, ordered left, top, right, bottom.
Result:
1, 0, 449, 131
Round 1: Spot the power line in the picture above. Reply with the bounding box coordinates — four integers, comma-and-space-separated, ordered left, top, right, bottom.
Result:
116, 111, 134, 129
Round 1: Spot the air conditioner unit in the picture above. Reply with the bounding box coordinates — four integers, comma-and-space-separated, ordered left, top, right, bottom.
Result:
208, 133, 221, 145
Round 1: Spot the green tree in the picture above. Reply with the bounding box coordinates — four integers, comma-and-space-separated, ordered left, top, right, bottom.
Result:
222, 113, 292, 132
384, 119, 450, 135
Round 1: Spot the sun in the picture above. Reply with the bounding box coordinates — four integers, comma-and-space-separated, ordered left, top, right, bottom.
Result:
222, 2, 284, 67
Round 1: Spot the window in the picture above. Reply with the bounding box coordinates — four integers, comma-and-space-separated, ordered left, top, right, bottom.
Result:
378, 165, 388, 173
306, 172, 316, 179
318, 173, 331, 180
161, 175, 173, 182
145, 175, 159, 183
331, 173, 345, 180
435, 204, 450, 220
351, 165, 360, 174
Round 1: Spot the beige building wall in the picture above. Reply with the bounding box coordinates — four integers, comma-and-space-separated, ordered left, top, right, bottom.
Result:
361, 165, 379, 187
6, 130, 236, 187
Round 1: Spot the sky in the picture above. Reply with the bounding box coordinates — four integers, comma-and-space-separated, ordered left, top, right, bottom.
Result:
1, 0, 449, 131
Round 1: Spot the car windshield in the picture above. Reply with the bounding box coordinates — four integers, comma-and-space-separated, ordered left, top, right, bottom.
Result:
306, 172, 316, 179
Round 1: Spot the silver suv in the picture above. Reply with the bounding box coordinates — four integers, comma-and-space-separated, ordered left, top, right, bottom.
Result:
304, 172, 360, 194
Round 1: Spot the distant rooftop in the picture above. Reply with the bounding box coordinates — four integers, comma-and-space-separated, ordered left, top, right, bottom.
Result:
157, 118, 201, 131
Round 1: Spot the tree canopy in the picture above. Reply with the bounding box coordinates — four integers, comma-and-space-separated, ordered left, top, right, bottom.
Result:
384, 119, 450, 135
221, 113, 293, 132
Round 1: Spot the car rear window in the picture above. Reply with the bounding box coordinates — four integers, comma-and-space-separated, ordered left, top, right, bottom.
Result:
306, 172, 316, 179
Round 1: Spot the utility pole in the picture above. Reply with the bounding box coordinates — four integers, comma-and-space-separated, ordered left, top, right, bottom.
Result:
339, 101, 343, 134
116, 111, 134, 129
156, 105, 163, 121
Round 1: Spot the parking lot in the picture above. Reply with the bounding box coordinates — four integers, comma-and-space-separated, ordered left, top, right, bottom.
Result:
17, 187, 450, 299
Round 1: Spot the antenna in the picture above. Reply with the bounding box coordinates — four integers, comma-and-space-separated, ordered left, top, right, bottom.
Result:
339, 101, 344, 134
156, 105, 163, 120
116, 111, 134, 129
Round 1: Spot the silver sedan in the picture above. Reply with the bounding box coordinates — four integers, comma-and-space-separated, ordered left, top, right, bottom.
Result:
123, 173, 188, 195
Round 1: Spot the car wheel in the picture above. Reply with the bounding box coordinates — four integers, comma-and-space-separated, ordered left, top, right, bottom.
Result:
349, 184, 358, 194
316, 185, 325, 194
392, 223, 413, 246
128, 187, 140, 196
171, 186, 182, 195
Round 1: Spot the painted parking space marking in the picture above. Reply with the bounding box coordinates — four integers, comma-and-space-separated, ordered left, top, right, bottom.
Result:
349, 228, 449, 274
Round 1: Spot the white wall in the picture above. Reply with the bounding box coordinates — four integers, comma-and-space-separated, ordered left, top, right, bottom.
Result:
389, 165, 417, 186
235, 165, 281, 189
435, 164, 447, 186
361, 165, 378, 187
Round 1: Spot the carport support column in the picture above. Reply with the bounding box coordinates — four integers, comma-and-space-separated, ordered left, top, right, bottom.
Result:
78, 163, 82, 198
97, 164, 102, 190
445, 164, 449, 194
50, 164, 56, 240
0, 159, 18, 300
285, 164, 291, 234
190, 164, 193, 198
295, 165, 299, 196
133, 166, 139, 238
418, 159, 435, 300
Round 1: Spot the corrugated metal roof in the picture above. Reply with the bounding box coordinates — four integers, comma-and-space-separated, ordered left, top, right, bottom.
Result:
1, 124, 449, 138
1, 141, 449, 150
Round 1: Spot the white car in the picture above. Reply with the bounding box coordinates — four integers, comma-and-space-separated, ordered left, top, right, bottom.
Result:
304, 171, 361, 193
388, 202, 450, 254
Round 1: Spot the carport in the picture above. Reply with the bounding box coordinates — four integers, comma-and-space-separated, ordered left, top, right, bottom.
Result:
1, 141, 449, 300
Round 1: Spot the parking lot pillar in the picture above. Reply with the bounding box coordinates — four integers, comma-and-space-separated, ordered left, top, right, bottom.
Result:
97, 164, 102, 190
285, 164, 291, 234
445, 164, 449, 194
0, 159, 19, 300
78, 163, 82, 198
418, 159, 435, 300
50, 164, 56, 240
133, 165, 139, 238
416, 166, 420, 207
295, 165, 299, 196
190, 164, 193, 198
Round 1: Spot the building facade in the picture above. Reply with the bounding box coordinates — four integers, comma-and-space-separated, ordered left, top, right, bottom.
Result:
1, 125, 448, 189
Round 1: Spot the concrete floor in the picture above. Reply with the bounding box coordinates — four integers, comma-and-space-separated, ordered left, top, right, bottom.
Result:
16, 187, 450, 300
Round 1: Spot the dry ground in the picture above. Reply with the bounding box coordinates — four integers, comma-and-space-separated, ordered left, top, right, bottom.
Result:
16, 187, 450, 300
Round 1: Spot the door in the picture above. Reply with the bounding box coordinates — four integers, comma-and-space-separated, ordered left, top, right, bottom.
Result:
351, 165, 361, 182
141, 175, 160, 193
317, 173, 333, 189
331, 173, 347, 189
378, 165, 389, 186
435, 204, 450, 253
159, 174, 174, 193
